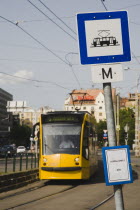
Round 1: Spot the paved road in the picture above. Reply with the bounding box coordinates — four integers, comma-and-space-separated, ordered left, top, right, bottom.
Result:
0, 152, 140, 210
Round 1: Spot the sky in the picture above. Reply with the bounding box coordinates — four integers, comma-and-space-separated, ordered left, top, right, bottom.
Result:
0, 0, 140, 110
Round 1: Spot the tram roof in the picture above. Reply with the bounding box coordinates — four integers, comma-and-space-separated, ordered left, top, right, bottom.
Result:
43, 111, 91, 116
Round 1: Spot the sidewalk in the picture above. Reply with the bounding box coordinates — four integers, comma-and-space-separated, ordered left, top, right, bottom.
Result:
97, 151, 140, 210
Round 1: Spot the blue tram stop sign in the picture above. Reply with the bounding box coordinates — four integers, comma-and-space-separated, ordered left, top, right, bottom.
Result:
77, 11, 131, 65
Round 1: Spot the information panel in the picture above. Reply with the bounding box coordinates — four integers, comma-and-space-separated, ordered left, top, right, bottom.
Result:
102, 145, 133, 186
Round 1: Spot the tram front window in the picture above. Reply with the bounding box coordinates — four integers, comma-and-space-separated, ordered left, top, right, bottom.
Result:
42, 123, 81, 155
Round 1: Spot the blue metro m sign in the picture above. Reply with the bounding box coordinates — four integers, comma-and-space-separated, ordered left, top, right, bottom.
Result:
77, 11, 131, 65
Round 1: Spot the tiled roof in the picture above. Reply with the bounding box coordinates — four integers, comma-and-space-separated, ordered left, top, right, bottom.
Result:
66, 88, 116, 105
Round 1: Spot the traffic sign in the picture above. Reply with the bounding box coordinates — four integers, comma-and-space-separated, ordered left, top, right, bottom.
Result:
102, 145, 133, 186
91, 63, 123, 83
77, 11, 131, 65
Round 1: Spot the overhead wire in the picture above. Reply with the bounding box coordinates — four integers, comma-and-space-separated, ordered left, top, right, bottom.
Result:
0, 71, 71, 90
100, 0, 108, 11
27, 0, 77, 41
0, 15, 69, 66
65, 52, 82, 89
0, 15, 75, 24
27, 0, 81, 90
0, 6, 82, 90
26, 0, 81, 89
0, 15, 82, 91
38, 0, 76, 35
0, 57, 64, 64
119, 3, 140, 10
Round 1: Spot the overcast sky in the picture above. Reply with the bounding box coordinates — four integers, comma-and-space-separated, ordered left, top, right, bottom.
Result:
0, 0, 140, 110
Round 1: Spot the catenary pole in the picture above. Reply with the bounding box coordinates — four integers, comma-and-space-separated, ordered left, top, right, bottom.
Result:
103, 82, 124, 210
135, 76, 140, 156
116, 91, 120, 145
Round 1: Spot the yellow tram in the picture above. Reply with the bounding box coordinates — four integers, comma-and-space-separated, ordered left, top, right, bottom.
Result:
37, 111, 98, 180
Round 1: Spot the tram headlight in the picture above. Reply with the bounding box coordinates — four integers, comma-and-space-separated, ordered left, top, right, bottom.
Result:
74, 157, 79, 162
43, 158, 47, 162
74, 157, 79, 165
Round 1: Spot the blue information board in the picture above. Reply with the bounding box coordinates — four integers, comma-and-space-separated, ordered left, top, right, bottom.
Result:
102, 145, 133, 186
77, 11, 131, 65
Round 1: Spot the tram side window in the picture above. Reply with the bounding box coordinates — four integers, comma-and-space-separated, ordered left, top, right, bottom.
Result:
82, 123, 89, 160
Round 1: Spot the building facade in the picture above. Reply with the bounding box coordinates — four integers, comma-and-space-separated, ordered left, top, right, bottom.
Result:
0, 88, 13, 143
120, 93, 137, 110
64, 89, 116, 122
7, 101, 54, 127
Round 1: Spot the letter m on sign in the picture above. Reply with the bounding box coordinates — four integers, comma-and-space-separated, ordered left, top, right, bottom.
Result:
91, 64, 123, 83
102, 68, 113, 79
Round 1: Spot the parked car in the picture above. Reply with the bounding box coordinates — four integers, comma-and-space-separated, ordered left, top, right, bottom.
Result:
0, 145, 17, 157
17, 146, 26, 153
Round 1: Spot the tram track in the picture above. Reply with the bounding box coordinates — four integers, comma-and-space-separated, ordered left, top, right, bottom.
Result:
0, 182, 46, 201
1, 180, 80, 210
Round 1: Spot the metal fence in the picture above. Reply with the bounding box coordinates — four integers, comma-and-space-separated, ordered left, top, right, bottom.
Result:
0, 153, 39, 174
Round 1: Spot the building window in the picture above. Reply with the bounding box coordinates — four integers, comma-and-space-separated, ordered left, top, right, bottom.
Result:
99, 113, 102, 116
71, 107, 73, 110
83, 107, 86, 110
99, 107, 102, 109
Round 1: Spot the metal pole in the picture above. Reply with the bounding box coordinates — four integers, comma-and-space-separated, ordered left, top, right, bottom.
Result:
116, 92, 120, 145
103, 82, 124, 210
31, 153, 33, 169
35, 140, 38, 158
13, 154, 16, 172
5, 153, 8, 173
26, 153, 28, 170
20, 154, 22, 171
135, 76, 140, 156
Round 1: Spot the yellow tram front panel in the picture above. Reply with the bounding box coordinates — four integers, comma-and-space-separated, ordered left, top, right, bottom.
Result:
40, 154, 83, 180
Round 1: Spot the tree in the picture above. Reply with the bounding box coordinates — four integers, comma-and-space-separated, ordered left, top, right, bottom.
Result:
9, 124, 31, 147
95, 120, 107, 147
119, 108, 135, 148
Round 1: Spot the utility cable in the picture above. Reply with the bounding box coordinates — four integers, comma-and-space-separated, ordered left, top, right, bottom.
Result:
0, 71, 70, 90
119, 3, 140, 10
27, 0, 77, 41
0, 58, 63, 64
100, 0, 108, 11
70, 65, 81, 89
0, 15, 82, 91
65, 52, 82, 89
38, 0, 76, 35
0, 15, 69, 66
131, 51, 140, 65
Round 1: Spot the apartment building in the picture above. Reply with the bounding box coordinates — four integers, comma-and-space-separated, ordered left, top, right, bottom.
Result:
64, 89, 116, 122
7, 101, 54, 127
0, 88, 13, 142
120, 93, 138, 109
